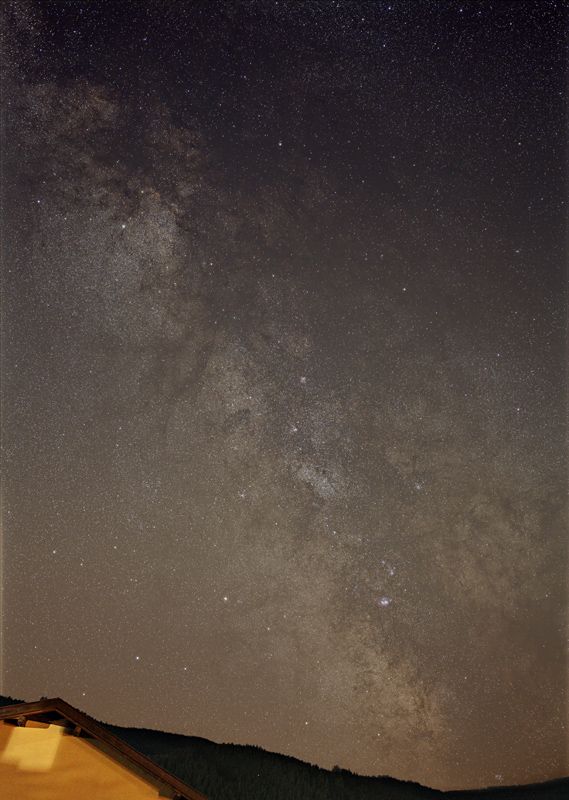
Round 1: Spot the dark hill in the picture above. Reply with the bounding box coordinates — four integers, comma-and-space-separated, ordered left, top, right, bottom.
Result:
0, 696, 566, 799
101, 722, 569, 800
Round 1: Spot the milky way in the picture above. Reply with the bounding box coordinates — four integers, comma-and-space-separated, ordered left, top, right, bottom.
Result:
1, 0, 567, 790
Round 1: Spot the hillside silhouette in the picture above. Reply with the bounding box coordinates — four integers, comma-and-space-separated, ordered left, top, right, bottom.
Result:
1, 696, 567, 799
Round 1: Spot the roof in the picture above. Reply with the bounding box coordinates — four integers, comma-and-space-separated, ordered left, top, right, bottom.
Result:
0, 697, 208, 800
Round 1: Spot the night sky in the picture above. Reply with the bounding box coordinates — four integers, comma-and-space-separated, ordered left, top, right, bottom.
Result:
1, 0, 567, 791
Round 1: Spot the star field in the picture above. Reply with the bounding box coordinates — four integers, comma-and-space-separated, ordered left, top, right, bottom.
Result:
1, 0, 567, 791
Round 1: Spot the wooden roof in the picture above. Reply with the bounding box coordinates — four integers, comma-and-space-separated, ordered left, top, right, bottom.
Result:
0, 697, 208, 800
